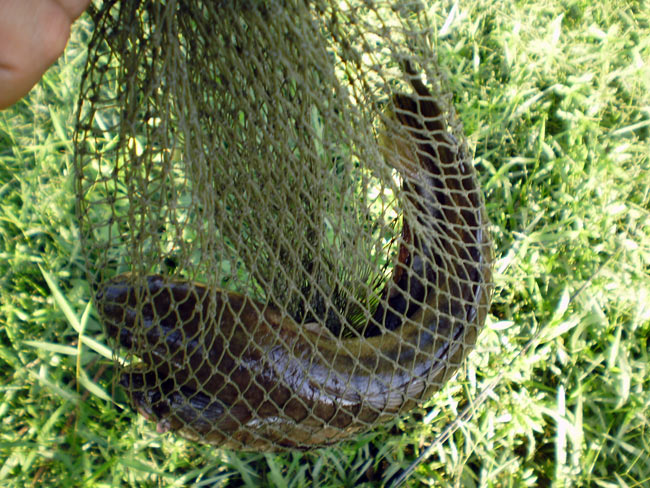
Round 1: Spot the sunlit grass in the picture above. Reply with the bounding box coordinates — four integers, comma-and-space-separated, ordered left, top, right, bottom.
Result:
1, 0, 648, 486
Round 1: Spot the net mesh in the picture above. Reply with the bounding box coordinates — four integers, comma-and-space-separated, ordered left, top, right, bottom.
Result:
74, 0, 493, 451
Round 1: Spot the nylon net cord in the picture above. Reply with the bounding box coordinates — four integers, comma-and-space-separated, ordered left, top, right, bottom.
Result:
74, 0, 494, 451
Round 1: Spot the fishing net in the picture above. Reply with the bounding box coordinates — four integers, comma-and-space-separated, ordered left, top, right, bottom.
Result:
74, 0, 493, 451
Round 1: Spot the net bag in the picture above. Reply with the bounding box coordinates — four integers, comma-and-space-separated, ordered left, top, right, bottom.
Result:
74, 0, 493, 451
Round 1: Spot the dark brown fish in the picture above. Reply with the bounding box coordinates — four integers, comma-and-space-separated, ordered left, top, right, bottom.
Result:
96, 71, 493, 451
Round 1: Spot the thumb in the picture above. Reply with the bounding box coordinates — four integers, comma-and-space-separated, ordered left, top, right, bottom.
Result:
0, 0, 91, 109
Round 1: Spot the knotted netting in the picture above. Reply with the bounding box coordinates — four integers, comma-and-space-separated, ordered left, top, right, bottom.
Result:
74, 0, 493, 451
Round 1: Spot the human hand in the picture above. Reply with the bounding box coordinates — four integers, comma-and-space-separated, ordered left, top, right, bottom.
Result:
0, 0, 90, 109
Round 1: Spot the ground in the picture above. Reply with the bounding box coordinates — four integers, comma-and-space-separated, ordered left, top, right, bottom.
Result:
0, 0, 648, 486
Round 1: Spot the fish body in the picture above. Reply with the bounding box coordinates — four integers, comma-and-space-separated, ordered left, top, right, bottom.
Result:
96, 74, 493, 451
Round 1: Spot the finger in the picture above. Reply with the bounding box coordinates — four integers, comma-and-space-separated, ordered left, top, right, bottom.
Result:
0, 0, 90, 109
55, 0, 92, 20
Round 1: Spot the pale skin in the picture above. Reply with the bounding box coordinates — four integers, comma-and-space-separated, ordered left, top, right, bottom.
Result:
0, 0, 90, 109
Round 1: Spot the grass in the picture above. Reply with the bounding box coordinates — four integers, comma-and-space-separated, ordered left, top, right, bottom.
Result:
1, 0, 649, 486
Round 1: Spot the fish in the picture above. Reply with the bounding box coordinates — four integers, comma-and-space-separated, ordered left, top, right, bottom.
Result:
95, 67, 493, 451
